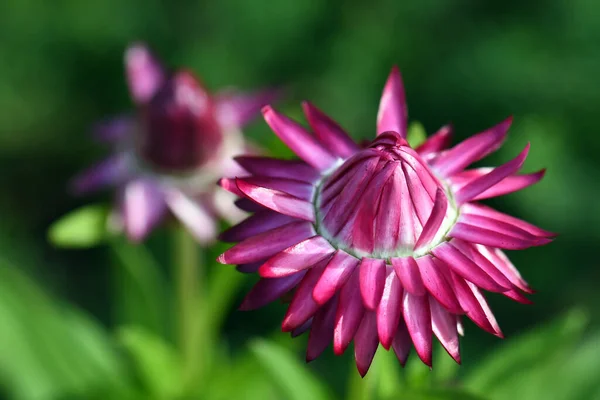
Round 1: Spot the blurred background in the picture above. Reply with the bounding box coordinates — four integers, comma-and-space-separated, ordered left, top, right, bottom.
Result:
1, 0, 599, 399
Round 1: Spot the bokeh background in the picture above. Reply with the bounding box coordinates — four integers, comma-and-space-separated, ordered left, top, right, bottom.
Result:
1, 0, 599, 399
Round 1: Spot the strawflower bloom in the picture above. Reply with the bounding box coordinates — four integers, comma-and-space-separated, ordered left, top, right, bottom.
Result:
217, 67, 554, 375
71, 44, 277, 242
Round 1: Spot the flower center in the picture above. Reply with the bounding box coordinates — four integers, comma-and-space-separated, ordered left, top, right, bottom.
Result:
314, 131, 458, 259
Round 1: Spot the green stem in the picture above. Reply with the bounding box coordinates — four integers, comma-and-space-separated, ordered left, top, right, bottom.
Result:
173, 225, 203, 386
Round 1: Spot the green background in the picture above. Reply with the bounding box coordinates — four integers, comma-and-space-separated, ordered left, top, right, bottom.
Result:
1, 0, 599, 399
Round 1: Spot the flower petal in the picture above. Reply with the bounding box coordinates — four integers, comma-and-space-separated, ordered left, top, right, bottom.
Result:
402, 292, 432, 366
449, 223, 552, 250
306, 296, 338, 361
164, 190, 217, 244
416, 124, 453, 156
258, 236, 335, 278
262, 106, 338, 170
415, 256, 463, 314
377, 268, 404, 349
70, 154, 131, 194
313, 250, 359, 305
120, 179, 167, 242
238, 176, 314, 200
239, 272, 306, 310
302, 101, 359, 158
450, 240, 514, 291
92, 115, 135, 143
334, 269, 364, 355
354, 311, 379, 377
462, 203, 556, 238
219, 210, 296, 242
359, 258, 386, 310
377, 66, 408, 138
217, 221, 315, 265
414, 188, 448, 251
392, 256, 426, 296
392, 320, 412, 366
234, 156, 320, 183
430, 299, 461, 364
124, 43, 165, 104
216, 88, 280, 128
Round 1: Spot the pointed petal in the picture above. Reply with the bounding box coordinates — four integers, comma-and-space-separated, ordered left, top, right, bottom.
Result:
306, 296, 338, 361
291, 318, 313, 337
302, 101, 359, 158
430, 299, 461, 364
455, 144, 530, 203
92, 115, 135, 143
313, 251, 359, 305
475, 245, 533, 293
449, 222, 552, 250
219, 211, 296, 242
402, 292, 432, 366
218, 221, 314, 264
377, 268, 404, 349
234, 156, 320, 183
450, 273, 503, 337
219, 177, 245, 197
216, 88, 280, 128
164, 190, 217, 244
450, 240, 514, 290
431, 117, 513, 177
414, 188, 448, 251
124, 43, 165, 104
235, 198, 264, 212
432, 242, 506, 293
359, 258, 386, 310
503, 288, 533, 304
262, 106, 337, 170
415, 256, 463, 314
258, 236, 335, 278
236, 179, 315, 221
416, 124, 453, 156
70, 154, 131, 194
238, 176, 314, 200
120, 179, 167, 242
392, 320, 412, 366
239, 272, 306, 310
236, 262, 262, 273
377, 66, 408, 138
392, 257, 426, 296
452, 169, 546, 200
354, 311, 379, 377
334, 269, 364, 355
462, 203, 556, 238
282, 259, 329, 331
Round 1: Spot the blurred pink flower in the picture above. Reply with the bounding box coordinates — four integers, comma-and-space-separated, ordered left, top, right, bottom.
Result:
72, 43, 277, 243
217, 67, 554, 375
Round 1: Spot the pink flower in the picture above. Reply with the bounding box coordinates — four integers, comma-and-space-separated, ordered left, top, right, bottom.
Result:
217, 67, 554, 375
71, 43, 278, 243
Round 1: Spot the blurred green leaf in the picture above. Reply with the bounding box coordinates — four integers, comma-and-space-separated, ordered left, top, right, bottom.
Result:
250, 339, 334, 400
407, 121, 427, 148
384, 389, 487, 400
48, 204, 110, 248
117, 326, 184, 399
464, 309, 588, 395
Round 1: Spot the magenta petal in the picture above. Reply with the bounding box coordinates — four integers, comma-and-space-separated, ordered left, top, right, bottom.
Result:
313, 251, 359, 305
292, 318, 313, 337
218, 221, 314, 265
503, 288, 533, 304
282, 259, 329, 331
236, 262, 262, 273
475, 170, 546, 200
402, 292, 432, 366
219, 211, 295, 242
235, 198, 264, 212
432, 242, 506, 293
431, 117, 513, 177
259, 236, 335, 278
262, 106, 337, 171
306, 296, 338, 361
124, 43, 165, 104
70, 154, 130, 194
416, 124, 453, 156
462, 203, 556, 238
120, 179, 167, 242
354, 311, 379, 377
450, 273, 503, 337
414, 188, 448, 251
240, 272, 306, 310
451, 240, 514, 290
359, 258, 386, 310
476, 245, 533, 293
302, 101, 359, 158
238, 176, 314, 200
377, 268, 404, 349
392, 257, 426, 296
455, 144, 530, 204
392, 320, 412, 367
430, 299, 461, 364
215, 88, 280, 128
415, 256, 463, 314
376, 66, 408, 138
219, 178, 245, 197
236, 179, 315, 222
449, 222, 552, 250
334, 269, 364, 355
164, 190, 218, 244
234, 156, 320, 183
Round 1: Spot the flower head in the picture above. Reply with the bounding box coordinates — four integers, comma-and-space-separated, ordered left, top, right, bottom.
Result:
71, 43, 278, 242
217, 67, 554, 375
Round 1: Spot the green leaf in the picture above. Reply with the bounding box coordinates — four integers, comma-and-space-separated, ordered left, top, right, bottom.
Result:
48, 204, 110, 248
464, 309, 588, 394
249, 339, 334, 400
117, 326, 184, 399
384, 388, 488, 400
407, 121, 427, 148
